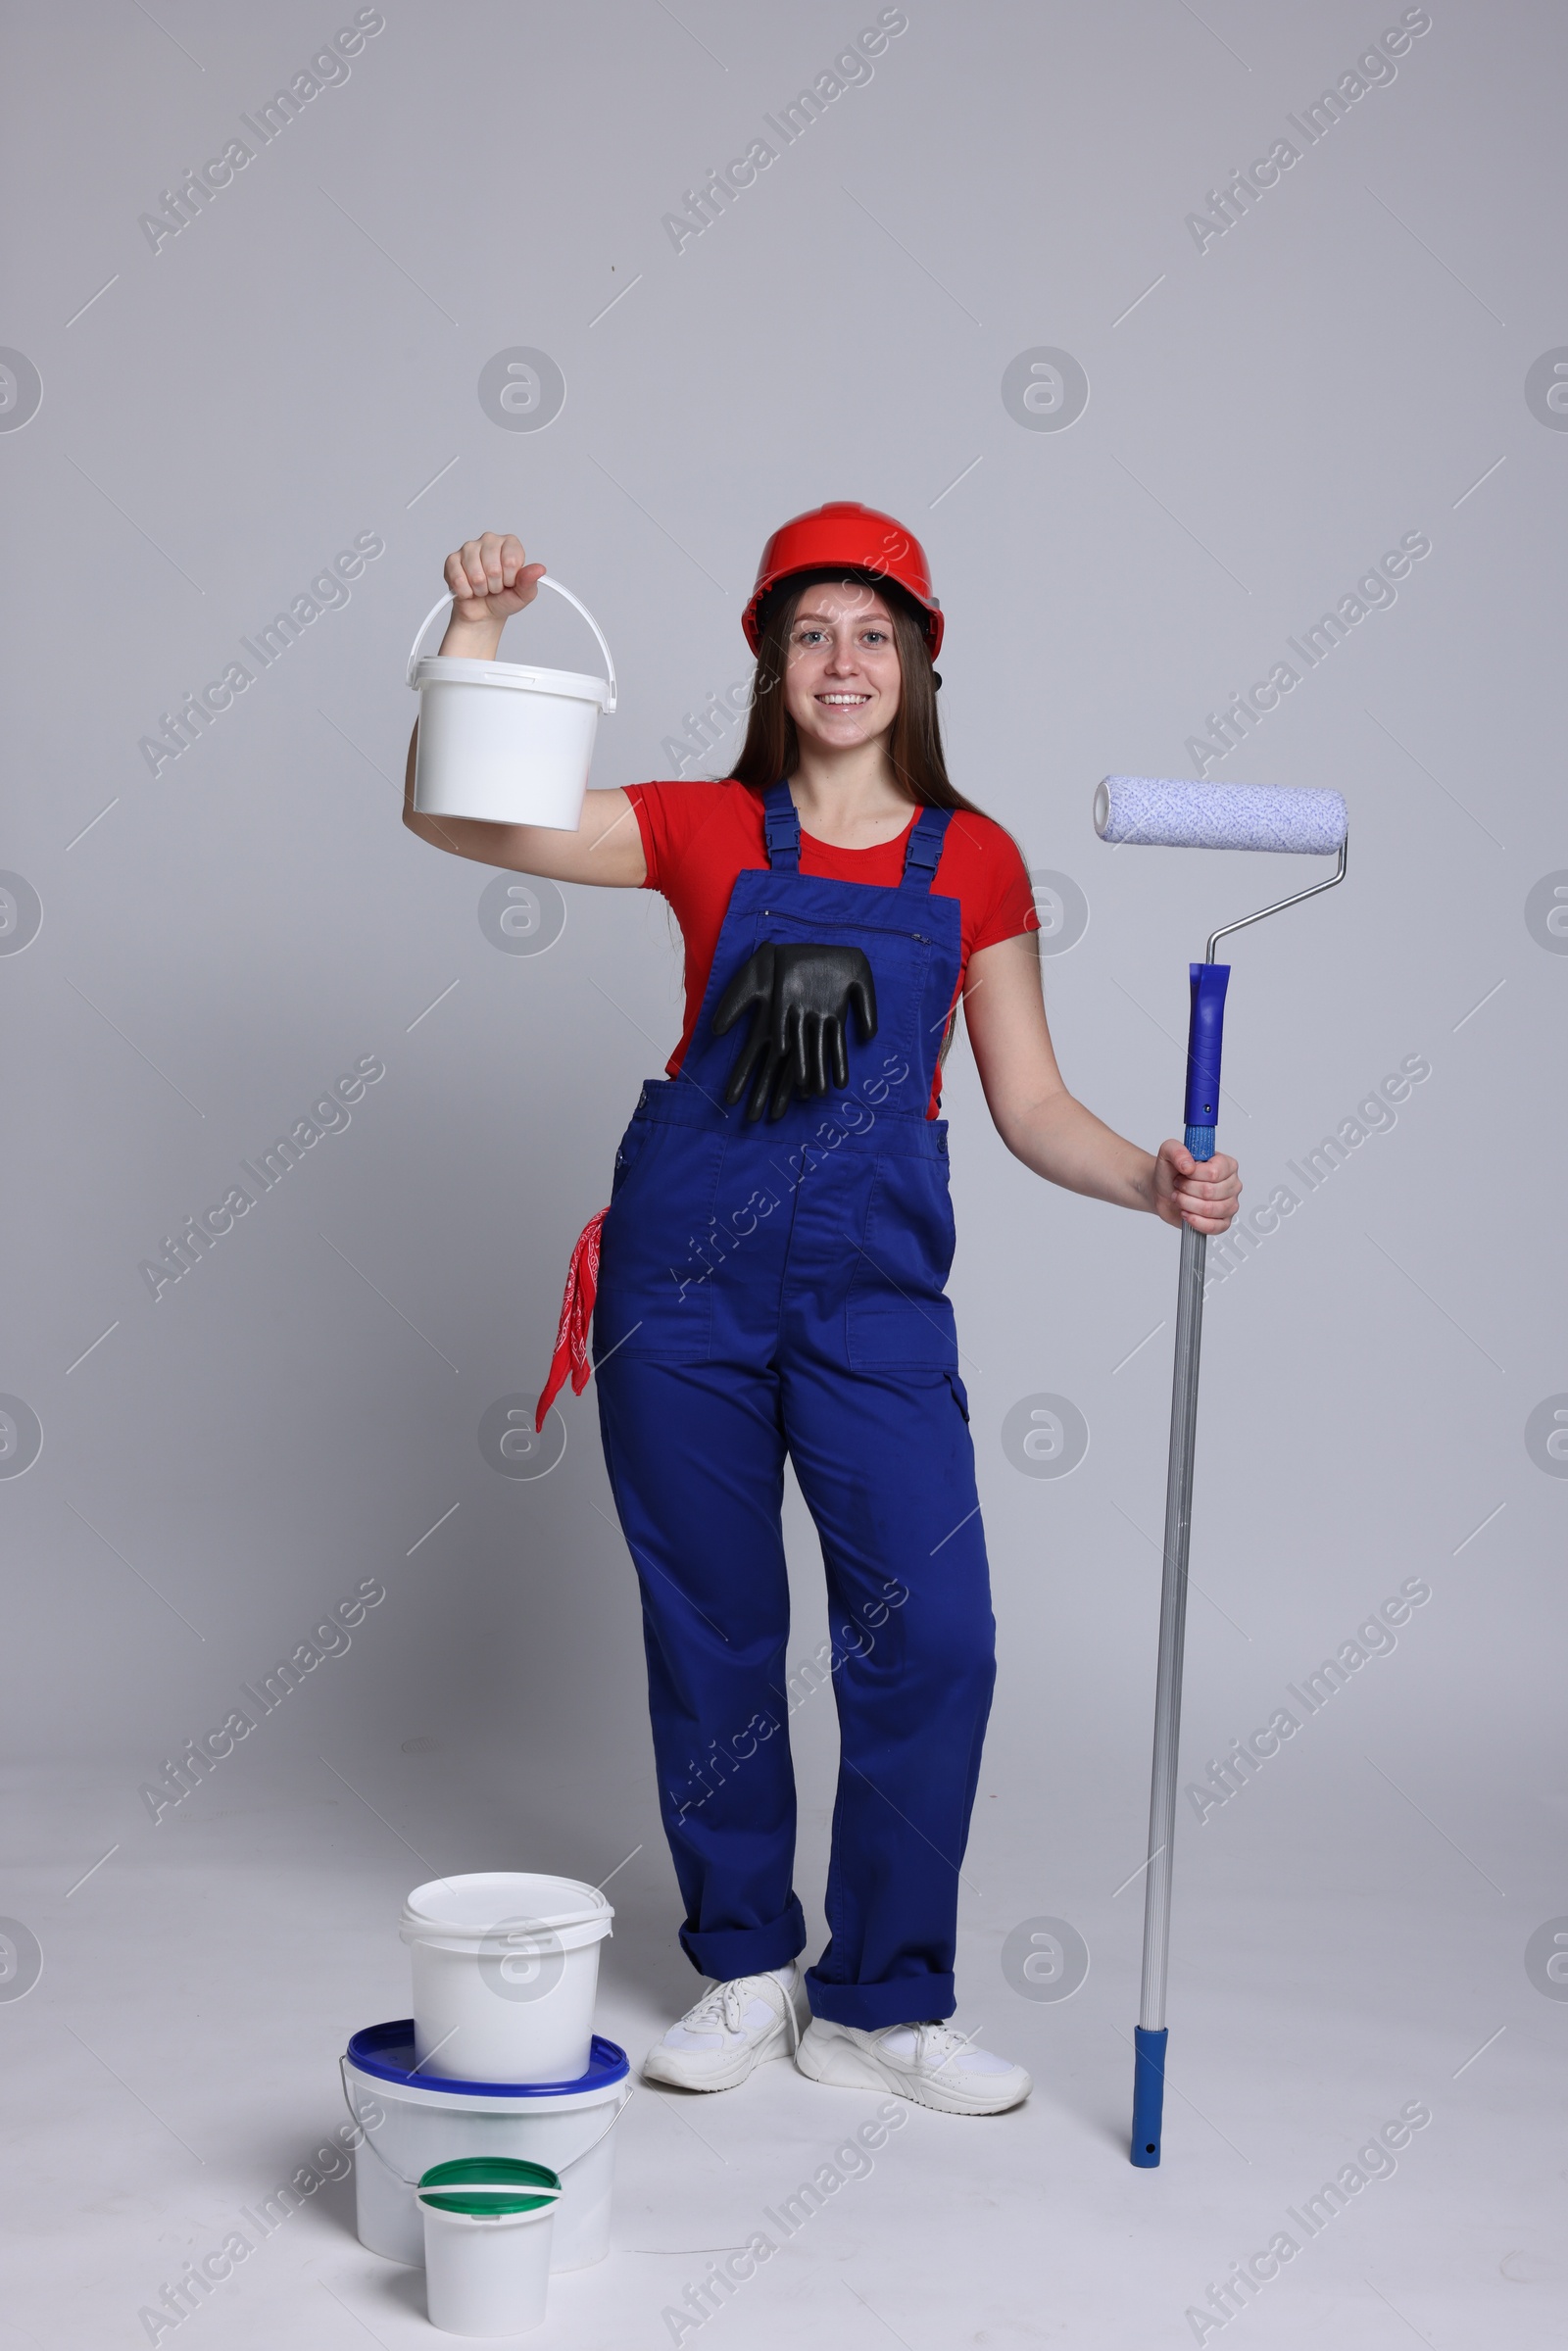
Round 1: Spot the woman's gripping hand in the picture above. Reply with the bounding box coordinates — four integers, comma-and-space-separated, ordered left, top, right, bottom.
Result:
440, 532, 546, 653
1152, 1139, 1242, 1234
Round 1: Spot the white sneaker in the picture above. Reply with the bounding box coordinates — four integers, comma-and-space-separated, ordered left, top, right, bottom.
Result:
795, 2016, 1032, 2115
642, 1962, 807, 2091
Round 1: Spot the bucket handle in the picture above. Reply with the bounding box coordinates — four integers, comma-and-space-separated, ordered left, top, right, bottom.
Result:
340, 2056, 634, 2190
405, 575, 617, 712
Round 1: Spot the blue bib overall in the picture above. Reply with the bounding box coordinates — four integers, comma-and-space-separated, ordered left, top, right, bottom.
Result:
593, 783, 997, 2029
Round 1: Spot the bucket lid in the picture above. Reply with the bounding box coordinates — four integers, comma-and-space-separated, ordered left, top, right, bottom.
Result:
410, 654, 612, 710
346, 2020, 630, 2099
402, 1871, 612, 1930
403, 1869, 609, 1916
400, 1871, 612, 1955
416, 2155, 562, 2218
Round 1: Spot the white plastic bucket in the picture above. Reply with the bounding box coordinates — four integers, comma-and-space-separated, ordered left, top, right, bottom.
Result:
342, 2021, 629, 2272
417, 2157, 559, 2336
400, 1872, 613, 2082
408, 575, 616, 831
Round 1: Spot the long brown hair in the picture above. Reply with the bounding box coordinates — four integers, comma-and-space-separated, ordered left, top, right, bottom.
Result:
727, 570, 985, 816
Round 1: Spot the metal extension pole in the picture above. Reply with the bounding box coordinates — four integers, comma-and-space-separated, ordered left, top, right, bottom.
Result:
1130, 1217, 1206, 2163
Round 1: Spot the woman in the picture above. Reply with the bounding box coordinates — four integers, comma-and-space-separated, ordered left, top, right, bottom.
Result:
403, 503, 1241, 2117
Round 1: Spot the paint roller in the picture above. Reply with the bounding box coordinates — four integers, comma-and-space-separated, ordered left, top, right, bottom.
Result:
1094, 774, 1348, 2170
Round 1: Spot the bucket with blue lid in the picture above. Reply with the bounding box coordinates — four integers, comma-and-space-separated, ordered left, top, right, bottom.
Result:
342, 2020, 630, 2273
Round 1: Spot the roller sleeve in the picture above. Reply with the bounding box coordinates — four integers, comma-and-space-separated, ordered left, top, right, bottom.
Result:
1095, 776, 1347, 855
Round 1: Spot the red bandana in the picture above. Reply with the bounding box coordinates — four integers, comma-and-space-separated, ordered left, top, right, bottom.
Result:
534, 1208, 610, 1431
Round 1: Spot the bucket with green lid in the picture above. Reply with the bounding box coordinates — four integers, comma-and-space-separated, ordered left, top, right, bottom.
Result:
416, 2157, 561, 2335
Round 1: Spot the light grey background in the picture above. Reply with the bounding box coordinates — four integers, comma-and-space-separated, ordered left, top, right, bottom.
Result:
3, 3, 1563, 2344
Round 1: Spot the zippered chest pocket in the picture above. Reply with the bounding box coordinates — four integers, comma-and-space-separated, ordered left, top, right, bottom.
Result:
739, 911, 935, 1020
751, 906, 937, 950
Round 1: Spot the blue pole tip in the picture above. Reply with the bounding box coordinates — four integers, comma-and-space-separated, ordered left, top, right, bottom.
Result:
1131, 2025, 1168, 2168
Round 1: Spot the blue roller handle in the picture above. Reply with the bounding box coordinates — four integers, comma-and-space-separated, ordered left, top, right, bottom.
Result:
1183, 962, 1230, 1159
1131, 2027, 1167, 2166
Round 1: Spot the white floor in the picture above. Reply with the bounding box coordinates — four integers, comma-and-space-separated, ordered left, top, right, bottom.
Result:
5, 1753, 1561, 2351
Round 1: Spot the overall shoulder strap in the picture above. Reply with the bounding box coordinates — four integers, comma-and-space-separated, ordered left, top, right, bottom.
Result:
762, 781, 801, 871
900, 805, 953, 893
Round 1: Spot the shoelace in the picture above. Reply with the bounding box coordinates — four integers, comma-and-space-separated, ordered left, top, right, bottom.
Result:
908, 2021, 978, 2073
682, 1982, 750, 2039
680, 1973, 800, 2049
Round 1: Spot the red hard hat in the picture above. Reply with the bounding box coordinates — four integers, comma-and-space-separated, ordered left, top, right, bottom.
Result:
742, 501, 944, 661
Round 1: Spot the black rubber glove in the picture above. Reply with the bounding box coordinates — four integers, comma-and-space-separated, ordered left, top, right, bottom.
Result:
712, 942, 879, 1123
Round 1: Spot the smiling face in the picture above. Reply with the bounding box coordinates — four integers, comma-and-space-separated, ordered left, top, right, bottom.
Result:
780, 578, 904, 755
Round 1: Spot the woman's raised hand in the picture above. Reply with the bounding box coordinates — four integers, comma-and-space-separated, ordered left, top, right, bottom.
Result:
409, 528, 645, 889
440, 533, 546, 647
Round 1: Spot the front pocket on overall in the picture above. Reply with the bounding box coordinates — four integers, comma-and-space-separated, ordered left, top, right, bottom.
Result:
594, 1124, 724, 1364
845, 1152, 959, 1370
710, 911, 932, 1115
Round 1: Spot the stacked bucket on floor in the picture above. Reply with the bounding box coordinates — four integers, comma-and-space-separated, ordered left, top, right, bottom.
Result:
341, 1872, 628, 2336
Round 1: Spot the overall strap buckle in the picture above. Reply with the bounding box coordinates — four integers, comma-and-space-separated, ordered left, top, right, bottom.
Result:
762, 780, 801, 871
900, 806, 953, 893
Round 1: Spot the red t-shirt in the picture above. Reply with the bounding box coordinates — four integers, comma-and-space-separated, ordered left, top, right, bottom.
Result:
625, 780, 1039, 1116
